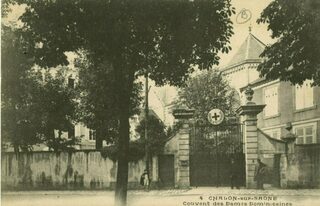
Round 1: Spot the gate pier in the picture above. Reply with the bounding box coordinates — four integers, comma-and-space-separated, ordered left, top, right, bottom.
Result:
237, 85, 265, 189
171, 107, 194, 188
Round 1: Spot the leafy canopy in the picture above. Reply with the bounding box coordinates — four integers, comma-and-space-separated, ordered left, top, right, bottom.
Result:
257, 0, 320, 85
1, 25, 41, 151
76, 54, 143, 144
177, 68, 240, 123
36, 68, 79, 151
135, 114, 168, 156
2, 8, 79, 151
101, 115, 168, 161
7, 1, 235, 204
14, 0, 234, 86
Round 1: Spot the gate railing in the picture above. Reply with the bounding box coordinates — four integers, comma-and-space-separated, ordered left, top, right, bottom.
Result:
189, 121, 246, 186
190, 122, 244, 155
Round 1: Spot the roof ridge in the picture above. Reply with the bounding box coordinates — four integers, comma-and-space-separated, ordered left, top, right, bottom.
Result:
245, 34, 251, 59
223, 32, 266, 69
250, 33, 267, 47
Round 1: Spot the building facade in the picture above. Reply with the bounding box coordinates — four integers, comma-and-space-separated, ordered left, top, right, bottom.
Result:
222, 31, 320, 145
243, 79, 320, 145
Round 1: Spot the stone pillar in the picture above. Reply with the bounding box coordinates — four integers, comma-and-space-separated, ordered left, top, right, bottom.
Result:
279, 122, 297, 188
237, 85, 265, 189
280, 155, 288, 188
172, 107, 195, 188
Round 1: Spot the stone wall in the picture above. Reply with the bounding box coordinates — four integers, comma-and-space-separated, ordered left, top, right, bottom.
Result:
1, 151, 146, 190
256, 130, 320, 188
281, 144, 320, 188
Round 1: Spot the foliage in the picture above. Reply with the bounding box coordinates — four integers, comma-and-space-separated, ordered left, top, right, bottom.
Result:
1, 25, 78, 151
178, 68, 240, 153
101, 115, 168, 161
197, 125, 242, 153
257, 0, 320, 85
9, 0, 235, 205
46, 136, 80, 152
100, 140, 145, 162
1, 0, 14, 17
166, 121, 184, 138
35, 69, 79, 151
76, 53, 143, 146
135, 115, 168, 156
1, 25, 42, 151
177, 68, 240, 124
13, 0, 235, 80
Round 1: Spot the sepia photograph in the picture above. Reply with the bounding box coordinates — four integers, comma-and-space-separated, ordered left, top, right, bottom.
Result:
1, 0, 320, 206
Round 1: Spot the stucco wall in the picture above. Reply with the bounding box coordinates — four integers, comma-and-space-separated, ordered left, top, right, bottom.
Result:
1, 151, 145, 190
257, 130, 320, 188
258, 130, 285, 154
281, 145, 320, 188
253, 81, 320, 136
257, 129, 285, 186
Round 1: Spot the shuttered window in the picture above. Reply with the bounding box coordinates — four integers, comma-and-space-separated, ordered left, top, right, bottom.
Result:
264, 85, 279, 117
295, 80, 314, 110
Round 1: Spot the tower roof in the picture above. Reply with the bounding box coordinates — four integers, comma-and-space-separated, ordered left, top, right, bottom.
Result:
223, 33, 266, 70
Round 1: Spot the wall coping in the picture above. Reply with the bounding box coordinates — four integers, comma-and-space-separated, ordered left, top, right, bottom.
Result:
257, 129, 286, 144
1, 149, 100, 154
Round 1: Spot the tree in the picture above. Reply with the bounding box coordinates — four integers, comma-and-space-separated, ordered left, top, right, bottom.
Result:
136, 114, 168, 157
1, 24, 42, 152
35, 69, 79, 151
11, 1, 235, 205
2, 6, 78, 152
257, 0, 320, 85
76, 54, 142, 149
177, 68, 240, 123
177, 69, 241, 176
1, 32, 79, 151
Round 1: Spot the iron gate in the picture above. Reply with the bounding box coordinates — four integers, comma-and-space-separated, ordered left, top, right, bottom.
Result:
190, 121, 245, 186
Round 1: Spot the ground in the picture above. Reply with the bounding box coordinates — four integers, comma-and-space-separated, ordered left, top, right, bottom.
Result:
2, 187, 320, 206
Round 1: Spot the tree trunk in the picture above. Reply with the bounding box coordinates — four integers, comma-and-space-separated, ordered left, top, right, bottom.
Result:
114, 106, 130, 206
114, 66, 134, 206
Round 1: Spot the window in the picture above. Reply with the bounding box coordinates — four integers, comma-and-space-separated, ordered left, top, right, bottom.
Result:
89, 130, 96, 141
264, 85, 279, 117
295, 80, 314, 110
68, 126, 75, 139
294, 123, 317, 144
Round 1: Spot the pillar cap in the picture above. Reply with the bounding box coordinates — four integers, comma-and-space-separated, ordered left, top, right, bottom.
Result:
172, 106, 195, 120
236, 104, 266, 116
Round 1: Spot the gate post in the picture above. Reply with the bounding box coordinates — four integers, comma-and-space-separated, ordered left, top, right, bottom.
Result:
237, 85, 265, 189
172, 107, 195, 188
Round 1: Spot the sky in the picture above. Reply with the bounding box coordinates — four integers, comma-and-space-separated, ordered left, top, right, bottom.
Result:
218, 0, 274, 67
